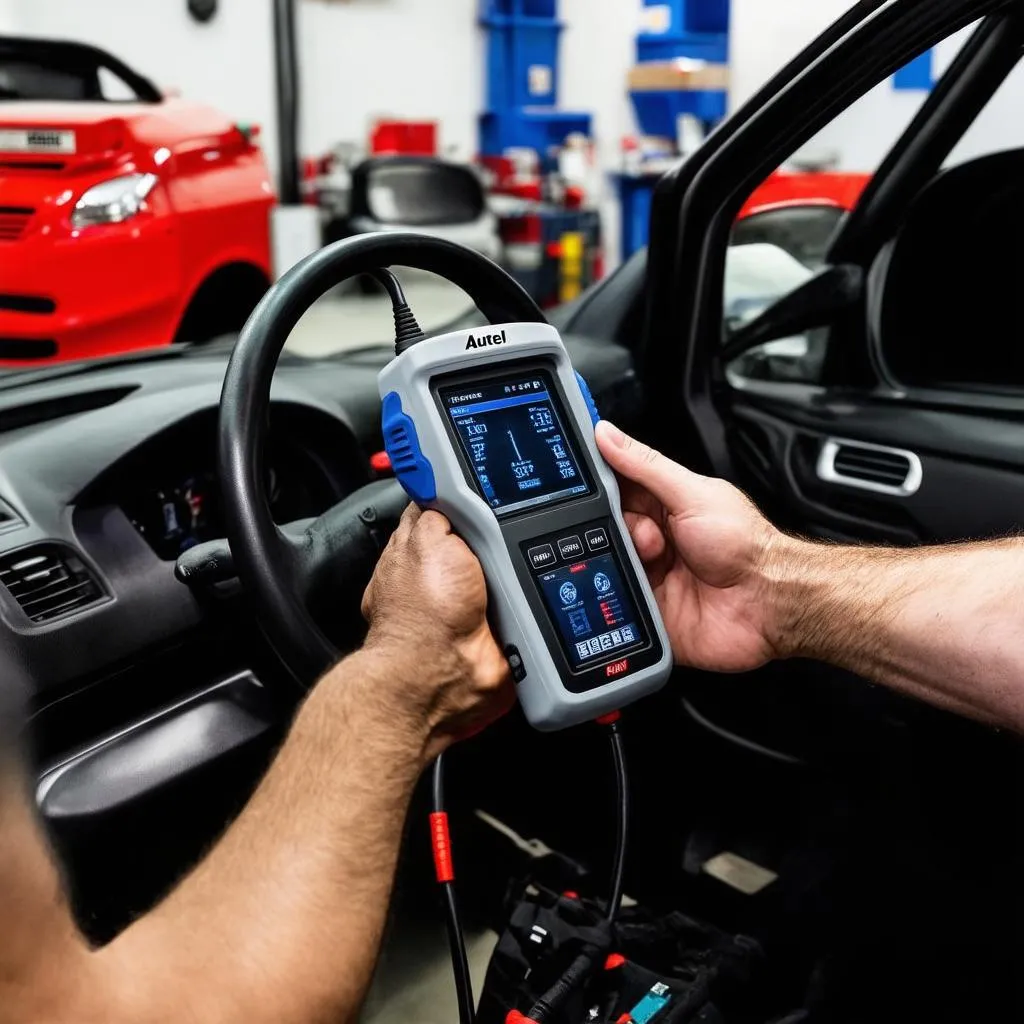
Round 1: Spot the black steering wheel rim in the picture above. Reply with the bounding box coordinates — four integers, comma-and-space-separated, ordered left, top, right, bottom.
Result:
218, 232, 546, 685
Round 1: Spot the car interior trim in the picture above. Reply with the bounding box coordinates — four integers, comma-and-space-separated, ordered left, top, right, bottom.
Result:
817, 437, 923, 497
36, 670, 269, 816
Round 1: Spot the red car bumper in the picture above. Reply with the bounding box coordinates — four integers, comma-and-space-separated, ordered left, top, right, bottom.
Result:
0, 214, 183, 366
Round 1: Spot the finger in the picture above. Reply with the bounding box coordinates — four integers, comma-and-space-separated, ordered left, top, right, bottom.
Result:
389, 503, 420, 549
624, 511, 667, 563
596, 421, 705, 519
397, 502, 421, 532
617, 475, 664, 521
413, 508, 452, 544
360, 576, 375, 622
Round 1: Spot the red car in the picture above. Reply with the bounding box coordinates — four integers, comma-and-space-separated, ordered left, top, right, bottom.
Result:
0, 37, 275, 365
735, 169, 871, 268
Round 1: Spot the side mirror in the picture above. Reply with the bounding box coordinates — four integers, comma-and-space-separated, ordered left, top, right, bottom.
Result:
352, 158, 487, 227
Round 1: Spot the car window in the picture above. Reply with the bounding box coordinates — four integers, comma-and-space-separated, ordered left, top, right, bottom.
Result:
723, 50, 949, 387
724, 27, 1024, 392
944, 39, 1024, 166
730, 206, 845, 272
0, 59, 94, 100
97, 66, 138, 102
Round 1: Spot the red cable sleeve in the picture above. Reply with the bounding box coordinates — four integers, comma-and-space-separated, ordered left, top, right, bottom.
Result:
429, 811, 455, 883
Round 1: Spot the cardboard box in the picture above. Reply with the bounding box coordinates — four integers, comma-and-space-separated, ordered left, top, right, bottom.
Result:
628, 61, 730, 92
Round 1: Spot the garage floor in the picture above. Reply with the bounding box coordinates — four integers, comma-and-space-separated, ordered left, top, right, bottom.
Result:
284, 275, 478, 359
363, 923, 496, 1024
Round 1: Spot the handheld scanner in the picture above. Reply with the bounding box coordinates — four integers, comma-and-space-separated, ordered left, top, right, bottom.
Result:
378, 322, 672, 731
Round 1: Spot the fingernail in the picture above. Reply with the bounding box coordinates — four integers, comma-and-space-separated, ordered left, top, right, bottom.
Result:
598, 420, 626, 448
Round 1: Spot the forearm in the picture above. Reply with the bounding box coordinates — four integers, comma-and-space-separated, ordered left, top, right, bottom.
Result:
97, 649, 429, 1024
767, 534, 1024, 731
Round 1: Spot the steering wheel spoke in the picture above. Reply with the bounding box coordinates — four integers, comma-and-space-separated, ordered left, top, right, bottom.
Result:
288, 480, 408, 608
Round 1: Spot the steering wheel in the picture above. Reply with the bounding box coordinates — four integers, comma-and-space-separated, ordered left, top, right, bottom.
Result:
214, 233, 545, 685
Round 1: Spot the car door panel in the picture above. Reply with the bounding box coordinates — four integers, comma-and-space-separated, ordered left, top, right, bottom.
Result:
728, 394, 1024, 545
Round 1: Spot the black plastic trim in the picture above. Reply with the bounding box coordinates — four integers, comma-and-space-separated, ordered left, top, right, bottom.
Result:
36, 672, 272, 820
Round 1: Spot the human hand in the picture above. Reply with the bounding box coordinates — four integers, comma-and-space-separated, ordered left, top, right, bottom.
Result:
595, 421, 784, 673
360, 504, 515, 755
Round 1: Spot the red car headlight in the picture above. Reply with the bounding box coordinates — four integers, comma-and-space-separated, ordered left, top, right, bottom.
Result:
71, 173, 158, 229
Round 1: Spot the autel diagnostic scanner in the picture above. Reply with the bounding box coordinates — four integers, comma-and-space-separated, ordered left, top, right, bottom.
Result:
379, 321, 672, 730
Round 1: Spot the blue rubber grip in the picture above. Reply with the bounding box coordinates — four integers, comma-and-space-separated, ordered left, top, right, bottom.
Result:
382, 391, 436, 503
575, 371, 600, 426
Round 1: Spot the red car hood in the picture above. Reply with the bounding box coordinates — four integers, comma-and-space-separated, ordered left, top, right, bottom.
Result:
0, 99, 158, 126
0, 98, 244, 158
0, 98, 250, 207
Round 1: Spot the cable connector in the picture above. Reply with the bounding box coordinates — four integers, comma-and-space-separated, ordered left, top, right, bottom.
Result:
371, 268, 426, 354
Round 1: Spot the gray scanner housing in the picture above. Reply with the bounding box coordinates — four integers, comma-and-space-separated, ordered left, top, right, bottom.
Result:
378, 322, 672, 730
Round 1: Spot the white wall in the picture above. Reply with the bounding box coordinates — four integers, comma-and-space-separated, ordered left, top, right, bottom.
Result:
729, 0, 856, 113
298, 0, 481, 162
1, 0, 483, 183
7, 1, 1024, 261
560, 0, 637, 266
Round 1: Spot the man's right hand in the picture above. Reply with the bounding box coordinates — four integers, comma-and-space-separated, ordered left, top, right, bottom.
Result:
595, 421, 784, 673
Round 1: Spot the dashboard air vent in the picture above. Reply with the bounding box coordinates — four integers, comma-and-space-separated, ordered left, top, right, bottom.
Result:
817, 439, 922, 497
0, 545, 104, 623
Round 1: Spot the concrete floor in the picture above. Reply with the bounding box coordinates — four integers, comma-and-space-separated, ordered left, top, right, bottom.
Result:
363, 923, 497, 1024
284, 275, 478, 359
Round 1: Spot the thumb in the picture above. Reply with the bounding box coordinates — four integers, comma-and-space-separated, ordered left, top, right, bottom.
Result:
595, 420, 701, 515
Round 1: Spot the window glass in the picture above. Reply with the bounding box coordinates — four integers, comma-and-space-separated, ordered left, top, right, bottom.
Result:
722, 41, 966, 386
98, 66, 138, 101
0, 59, 91, 100
943, 26, 1024, 166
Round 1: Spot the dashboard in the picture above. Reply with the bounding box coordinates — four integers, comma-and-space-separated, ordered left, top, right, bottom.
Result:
84, 409, 349, 561
0, 332, 635, 713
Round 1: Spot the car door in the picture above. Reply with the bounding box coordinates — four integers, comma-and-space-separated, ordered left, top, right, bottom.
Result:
638, 4, 1024, 1021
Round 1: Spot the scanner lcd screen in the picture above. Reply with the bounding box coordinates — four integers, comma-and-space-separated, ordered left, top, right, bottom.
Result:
440, 371, 590, 516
